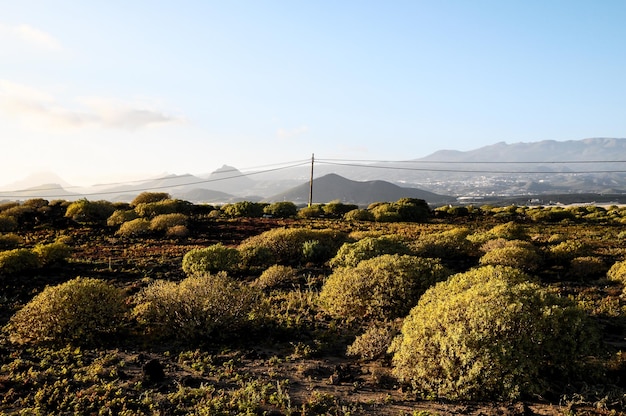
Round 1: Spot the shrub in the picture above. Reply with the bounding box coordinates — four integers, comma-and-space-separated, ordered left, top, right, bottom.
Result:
479, 245, 541, 272
166, 224, 189, 238
343, 209, 375, 222
301, 239, 332, 264
297, 205, 325, 219
0, 233, 22, 249
487, 221, 528, 240
323, 202, 359, 218
0, 248, 41, 274
263, 202, 297, 218
182, 243, 241, 274
131, 192, 171, 206
7, 277, 126, 345
238, 228, 347, 266
568, 256, 607, 281
411, 227, 475, 260
394, 198, 431, 222
607, 260, 626, 286
390, 266, 600, 401
222, 201, 266, 218
369, 203, 402, 222
548, 240, 588, 265
347, 324, 395, 361
134, 199, 192, 218
65, 199, 116, 225
132, 272, 260, 342
115, 218, 152, 237
0, 215, 18, 232
32, 242, 72, 266
254, 265, 299, 290
330, 236, 413, 268
320, 254, 450, 321
150, 213, 188, 232
107, 209, 139, 227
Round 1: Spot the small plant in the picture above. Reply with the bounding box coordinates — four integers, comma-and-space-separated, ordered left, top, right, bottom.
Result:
343, 209, 375, 222
263, 201, 298, 218
0, 214, 18, 232
568, 256, 607, 281
411, 227, 475, 260
149, 213, 188, 232
0, 248, 41, 274
254, 264, 299, 290
107, 209, 139, 226
182, 243, 241, 274
330, 236, 412, 268
32, 241, 72, 266
0, 233, 22, 249
116, 218, 152, 237
479, 244, 541, 271
347, 323, 395, 361
131, 191, 171, 206
607, 260, 626, 286
320, 254, 450, 321
7, 277, 126, 345
65, 199, 116, 225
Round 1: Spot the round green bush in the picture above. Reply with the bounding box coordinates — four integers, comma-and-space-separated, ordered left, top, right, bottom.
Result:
320, 254, 450, 321
115, 218, 152, 237
131, 192, 172, 206
149, 213, 188, 232
607, 260, 626, 285
0, 233, 23, 250
330, 236, 412, 268
107, 209, 139, 227
65, 199, 116, 225
238, 228, 346, 266
0, 248, 41, 274
263, 201, 298, 218
182, 243, 242, 274
487, 221, 528, 240
343, 209, 375, 222
7, 277, 126, 345
478, 244, 541, 272
391, 266, 599, 401
347, 324, 395, 361
32, 242, 72, 266
411, 227, 475, 260
132, 272, 260, 342
0, 215, 18, 232
254, 265, 299, 290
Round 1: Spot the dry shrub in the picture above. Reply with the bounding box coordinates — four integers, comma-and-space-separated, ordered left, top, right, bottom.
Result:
568, 256, 607, 281
0, 233, 22, 250
150, 213, 188, 232
320, 254, 450, 321
607, 260, 626, 286
132, 272, 260, 342
7, 277, 126, 345
0, 215, 18, 232
329, 236, 412, 268
391, 266, 600, 401
0, 248, 41, 274
254, 265, 299, 290
347, 323, 396, 361
116, 218, 151, 237
238, 228, 346, 266
411, 227, 475, 260
478, 244, 542, 272
182, 243, 241, 274
32, 241, 72, 266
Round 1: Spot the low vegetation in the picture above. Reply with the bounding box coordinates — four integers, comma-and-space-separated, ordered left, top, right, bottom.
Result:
1, 194, 625, 415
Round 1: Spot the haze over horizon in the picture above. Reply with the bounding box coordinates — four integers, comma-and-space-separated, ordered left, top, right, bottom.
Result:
2, 1, 625, 187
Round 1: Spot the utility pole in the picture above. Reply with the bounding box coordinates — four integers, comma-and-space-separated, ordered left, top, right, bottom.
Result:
308, 153, 314, 207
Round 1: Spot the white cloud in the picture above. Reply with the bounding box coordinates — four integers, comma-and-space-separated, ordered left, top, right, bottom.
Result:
277, 125, 309, 139
0, 80, 182, 131
0, 23, 63, 52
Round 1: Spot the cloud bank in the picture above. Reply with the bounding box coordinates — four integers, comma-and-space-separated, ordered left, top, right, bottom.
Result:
0, 23, 63, 52
0, 80, 181, 130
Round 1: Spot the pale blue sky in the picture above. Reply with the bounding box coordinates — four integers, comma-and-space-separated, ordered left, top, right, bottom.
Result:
1, 1, 625, 186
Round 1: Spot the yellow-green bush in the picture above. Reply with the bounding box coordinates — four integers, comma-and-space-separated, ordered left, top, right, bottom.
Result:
0, 233, 22, 249
254, 265, 299, 290
238, 228, 346, 266
547, 240, 589, 265
607, 260, 626, 285
343, 209, 375, 222
115, 218, 152, 237
33, 241, 72, 266
0, 214, 18, 232
7, 277, 126, 345
65, 199, 116, 225
0, 248, 41, 274
478, 244, 541, 272
320, 254, 450, 321
182, 243, 241, 274
568, 256, 607, 281
134, 199, 192, 218
411, 227, 475, 260
488, 221, 528, 240
132, 272, 260, 342
346, 324, 395, 361
131, 191, 171, 206
106, 209, 139, 226
390, 266, 599, 401
329, 236, 412, 268
149, 213, 188, 232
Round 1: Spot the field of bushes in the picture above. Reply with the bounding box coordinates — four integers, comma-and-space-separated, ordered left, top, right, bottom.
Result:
1, 193, 626, 415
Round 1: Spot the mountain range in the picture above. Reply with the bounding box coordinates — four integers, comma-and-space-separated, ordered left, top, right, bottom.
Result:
2, 138, 625, 206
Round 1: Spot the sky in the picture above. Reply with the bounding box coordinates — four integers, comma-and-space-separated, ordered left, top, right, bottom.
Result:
1, 1, 625, 187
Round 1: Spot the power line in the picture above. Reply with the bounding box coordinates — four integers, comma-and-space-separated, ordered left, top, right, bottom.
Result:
317, 158, 626, 164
